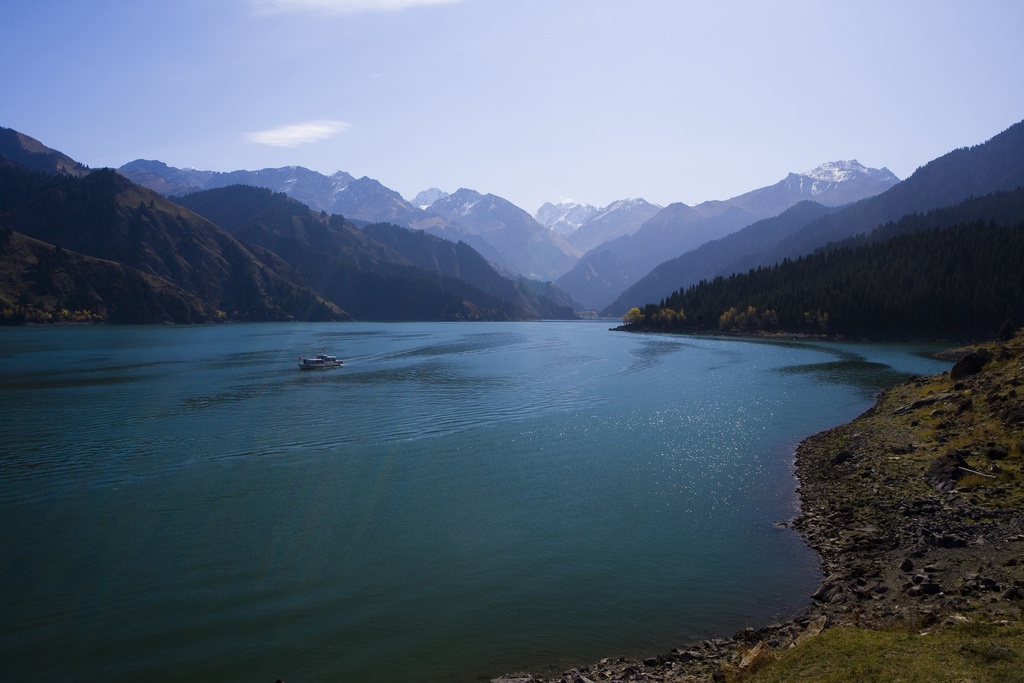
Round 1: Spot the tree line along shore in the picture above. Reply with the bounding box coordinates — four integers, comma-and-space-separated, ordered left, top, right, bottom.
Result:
616, 188, 1024, 343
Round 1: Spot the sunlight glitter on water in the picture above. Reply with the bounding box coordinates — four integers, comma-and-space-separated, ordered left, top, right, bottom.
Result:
0, 323, 952, 683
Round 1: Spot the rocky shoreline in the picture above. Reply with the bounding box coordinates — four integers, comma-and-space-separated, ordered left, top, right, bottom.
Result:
494, 334, 1024, 683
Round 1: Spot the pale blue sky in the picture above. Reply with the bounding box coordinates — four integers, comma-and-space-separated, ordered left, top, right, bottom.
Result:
2, 0, 1022, 211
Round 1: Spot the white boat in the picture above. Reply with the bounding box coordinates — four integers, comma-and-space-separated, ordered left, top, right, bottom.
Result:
298, 350, 344, 370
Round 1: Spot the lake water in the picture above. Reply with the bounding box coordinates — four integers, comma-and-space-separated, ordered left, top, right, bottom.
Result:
0, 322, 950, 683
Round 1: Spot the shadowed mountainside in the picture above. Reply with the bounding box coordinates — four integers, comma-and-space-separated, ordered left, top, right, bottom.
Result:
173, 185, 577, 320
0, 160, 345, 322
0, 127, 92, 178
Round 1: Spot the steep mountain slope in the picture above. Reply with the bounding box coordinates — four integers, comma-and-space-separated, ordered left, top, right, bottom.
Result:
428, 188, 582, 280
689, 160, 897, 220
170, 185, 508, 320
820, 187, 1024, 254
362, 222, 578, 319
0, 162, 345, 322
624, 212, 1024, 338
605, 122, 1024, 317
119, 160, 356, 212
119, 160, 507, 271
412, 188, 449, 209
558, 203, 756, 311
603, 122, 1024, 317
728, 120, 1024, 274
558, 161, 898, 311
171, 185, 410, 271
324, 175, 426, 226
0, 128, 91, 178
602, 201, 838, 316
119, 161, 468, 236
564, 198, 663, 252
613, 125, 1024, 328
226, 224, 513, 322
0, 230, 214, 323
553, 250, 635, 311
534, 202, 599, 236
173, 185, 576, 320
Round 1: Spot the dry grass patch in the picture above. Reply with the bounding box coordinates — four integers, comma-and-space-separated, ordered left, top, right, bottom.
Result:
747, 622, 1024, 683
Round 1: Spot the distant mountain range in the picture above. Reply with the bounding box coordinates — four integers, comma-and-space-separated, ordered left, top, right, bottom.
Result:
120, 162, 577, 281
120, 156, 897, 313
603, 121, 1024, 316
0, 128, 578, 324
555, 160, 899, 310
535, 202, 600, 235
118, 159, 446, 232
16, 118, 1018, 326
423, 188, 582, 281
536, 198, 665, 254
171, 185, 577, 321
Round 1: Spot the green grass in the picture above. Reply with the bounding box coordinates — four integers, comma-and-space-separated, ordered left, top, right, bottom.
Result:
747, 623, 1024, 683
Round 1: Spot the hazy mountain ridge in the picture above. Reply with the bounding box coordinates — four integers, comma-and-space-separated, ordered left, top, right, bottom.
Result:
601, 201, 840, 316
428, 188, 582, 281
818, 187, 1024, 255
534, 202, 599, 235
687, 160, 899, 220
555, 160, 898, 311
119, 160, 467, 236
21, 121, 1022, 324
552, 250, 636, 311
562, 198, 664, 253
170, 185, 413, 272
119, 161, 531, 276
556, 203, 756, 310
802, 160, 897, 184
117, 155, 895, 307
119, 159, 357, 212
172, 185, 576, 320
726, 120, 1024, 276
361, 222, 578, 319
412, 188, 449, 209
604, 119, 1024, 317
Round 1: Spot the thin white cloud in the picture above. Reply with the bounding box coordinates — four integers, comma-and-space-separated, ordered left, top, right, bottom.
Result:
252, 0, 464, 15
246, 120, 352, 147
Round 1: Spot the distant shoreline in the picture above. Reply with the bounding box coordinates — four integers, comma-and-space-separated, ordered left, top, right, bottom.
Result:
609, 323, 989, 347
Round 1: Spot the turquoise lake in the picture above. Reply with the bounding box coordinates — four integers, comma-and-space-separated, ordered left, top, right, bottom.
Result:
0, 322, 951, 682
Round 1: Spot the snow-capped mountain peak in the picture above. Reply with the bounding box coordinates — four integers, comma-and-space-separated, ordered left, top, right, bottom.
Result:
802, 160, 898, 184
412, 187, 449, 210
535, 201, 599, 235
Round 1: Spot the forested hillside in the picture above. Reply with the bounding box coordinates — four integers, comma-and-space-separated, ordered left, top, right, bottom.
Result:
174, 185, 577, 321
621, 204, 1024, 339
0, 163, 345, 323
362, 222, 578, 319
